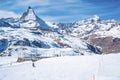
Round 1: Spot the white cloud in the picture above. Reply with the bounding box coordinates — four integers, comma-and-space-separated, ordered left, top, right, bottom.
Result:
0, 0, 92, 22
0, 10, 20, 18
41, 16, 62, 22
41, 14, 91, 22
16, 0, 51, 7
64, 0, 79, 3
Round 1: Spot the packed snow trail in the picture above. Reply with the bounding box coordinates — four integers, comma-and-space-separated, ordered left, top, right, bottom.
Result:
0, 54, 120, 80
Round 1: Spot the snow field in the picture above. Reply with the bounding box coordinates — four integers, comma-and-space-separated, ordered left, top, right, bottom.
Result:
0, 54, 120, 80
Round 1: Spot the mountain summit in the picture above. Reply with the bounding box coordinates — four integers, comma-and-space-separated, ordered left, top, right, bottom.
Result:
19, 6, 52, 30
20, 6, 37, 21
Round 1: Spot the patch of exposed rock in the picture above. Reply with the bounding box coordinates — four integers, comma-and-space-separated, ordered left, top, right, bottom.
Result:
86, 35, 120, 54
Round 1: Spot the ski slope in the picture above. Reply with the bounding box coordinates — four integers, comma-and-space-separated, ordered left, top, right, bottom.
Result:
0, 54, 120, 80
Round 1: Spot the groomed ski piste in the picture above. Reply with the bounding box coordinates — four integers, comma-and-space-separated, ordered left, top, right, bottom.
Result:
0, 53, 120, 80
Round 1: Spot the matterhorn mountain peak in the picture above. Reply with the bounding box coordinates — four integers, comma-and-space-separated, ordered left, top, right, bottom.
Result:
20, 6, 37, 21
28, 6, 32, 9
19, 6, 52, 30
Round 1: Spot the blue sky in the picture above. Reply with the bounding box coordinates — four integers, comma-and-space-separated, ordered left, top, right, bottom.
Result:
0, 0, 120, 22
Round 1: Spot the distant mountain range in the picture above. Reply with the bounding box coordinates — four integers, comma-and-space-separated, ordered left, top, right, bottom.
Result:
53, 15, 120, 54
0, 6, 120, 57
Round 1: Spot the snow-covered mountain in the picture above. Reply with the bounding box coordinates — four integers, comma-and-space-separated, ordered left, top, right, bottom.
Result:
0, 7, 102, 57
53, 15, 117, 37
0, 18, 20, 28
0, 19, 12, 27
53, 15, 120, 53
19, 6, 52, 30
1, 6, 120, 57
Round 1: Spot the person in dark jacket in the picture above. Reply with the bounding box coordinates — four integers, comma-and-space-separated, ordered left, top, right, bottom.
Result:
32, 62, 35, 67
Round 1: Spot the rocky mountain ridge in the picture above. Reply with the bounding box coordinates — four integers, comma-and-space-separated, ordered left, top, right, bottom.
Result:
1, 7, 120, 56
53, 15, 120, 53
0, 7, 102, 57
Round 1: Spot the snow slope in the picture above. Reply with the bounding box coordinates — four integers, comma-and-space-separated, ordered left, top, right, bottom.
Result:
0, 54, 120, 80
0, 25, 102, 56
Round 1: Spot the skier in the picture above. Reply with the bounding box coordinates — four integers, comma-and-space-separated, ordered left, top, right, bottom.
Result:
32, 62, 35, 67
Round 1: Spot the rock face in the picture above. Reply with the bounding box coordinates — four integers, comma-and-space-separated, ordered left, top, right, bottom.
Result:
13, 38, 59, 49
0, 20, 12, 27
89, 36, 120, 53
0, 39, 8, 53
87, 43, 102, 54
